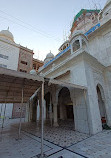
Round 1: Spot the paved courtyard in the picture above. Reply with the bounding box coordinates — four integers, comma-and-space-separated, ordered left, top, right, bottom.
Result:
0, 118, 111, 158
16, 120, 89, 148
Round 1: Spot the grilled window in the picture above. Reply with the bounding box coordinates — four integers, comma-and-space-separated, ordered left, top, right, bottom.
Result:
0, 54, 8, 60
21, 61, 27, 65
0, 64, 7, 68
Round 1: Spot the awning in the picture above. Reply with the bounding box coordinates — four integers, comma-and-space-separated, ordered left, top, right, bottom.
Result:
49, 79, 87, 90
0, 67, 44, 103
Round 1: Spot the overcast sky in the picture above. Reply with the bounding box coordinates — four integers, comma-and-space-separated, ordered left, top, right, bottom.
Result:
0, 0, 106, 60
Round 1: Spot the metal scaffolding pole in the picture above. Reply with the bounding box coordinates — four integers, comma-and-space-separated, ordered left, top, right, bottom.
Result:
37, 82, 47, 158
0, 103, 3, 119
49, 94, 53, 127
0, 98, 7, 141
1, 103, 6, 129
18, 87, 24, 139
41, 82, 44, 157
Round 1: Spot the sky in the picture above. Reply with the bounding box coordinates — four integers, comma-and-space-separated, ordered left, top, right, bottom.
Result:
0, 0, 106, 60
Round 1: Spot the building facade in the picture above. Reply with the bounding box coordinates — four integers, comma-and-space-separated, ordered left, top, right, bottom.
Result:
33, 58, 43, 72
0, 28, 43, 119
0, 28, 20, 70
37, 0, 111, 135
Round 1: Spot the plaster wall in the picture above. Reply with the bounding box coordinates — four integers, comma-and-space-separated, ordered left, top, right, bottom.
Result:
84, 62, 103, 134
0, 40, 19, 70
42, 55, 87, 88
103, 4, 111, 17
103, 70, 111, 126
73, 90, 89, 134
88, 24, 111, 66
71, 61, 87, 87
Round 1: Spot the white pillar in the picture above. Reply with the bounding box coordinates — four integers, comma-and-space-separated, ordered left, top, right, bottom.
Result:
53, 103, 59, 127
103, 71, 111, 126
79, 36, 82, 48
51, 86, 60, 127
84, 63, 102, 134
25, 102, 30, 122
59, 99, 64, 120
44, 99, 46, 120
37, 100, 40, 120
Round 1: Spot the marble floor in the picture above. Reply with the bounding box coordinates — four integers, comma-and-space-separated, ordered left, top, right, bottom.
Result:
14, 119, 89, 148
1, 118, 111, 158
0, 119, 83, 158
68, 130, 111, 158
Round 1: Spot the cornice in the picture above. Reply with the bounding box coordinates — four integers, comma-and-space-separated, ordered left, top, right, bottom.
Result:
0, 38, 20, 48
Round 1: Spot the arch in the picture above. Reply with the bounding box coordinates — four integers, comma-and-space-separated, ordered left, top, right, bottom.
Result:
96, 84, 105, 101
96, 84, 107, 127
44, 92, 53, 122
58, 87, 74, 121
63, 45, 66, 50
72, 40, 80, 52
31, 96, 38, 122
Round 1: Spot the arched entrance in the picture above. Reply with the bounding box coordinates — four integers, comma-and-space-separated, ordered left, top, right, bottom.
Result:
44, 92, 53, 124
96, 84, 107, 128
31, 97, 38, 122
58, 87, 74, 126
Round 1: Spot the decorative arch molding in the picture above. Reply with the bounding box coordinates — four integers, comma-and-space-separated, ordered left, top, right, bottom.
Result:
58, 86, 72, 101
96, 82, 106, 101
70, 34, 89, 54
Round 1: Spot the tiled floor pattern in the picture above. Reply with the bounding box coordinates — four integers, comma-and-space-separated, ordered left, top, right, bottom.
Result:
68, 130, 111, 158
14, 120, 89, 148
0, 126, 61, 158
1, 119, 111, 158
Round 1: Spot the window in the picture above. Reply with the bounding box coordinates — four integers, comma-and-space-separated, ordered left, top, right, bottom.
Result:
21, 61, 27, 65
20, 69, 27, 73
33, 64, 36, 69
72, 40, 80, 52
37, 65, 40, 70
0, 64, 7, 68
0, 54, 8, 60
82, 39, 87, 49
63, 45, 66, 50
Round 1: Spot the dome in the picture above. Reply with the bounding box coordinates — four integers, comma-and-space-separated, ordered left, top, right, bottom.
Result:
0, 28, 14, 42
44, 51, 54, 65
46, 51, 54, 59
30, 69, 36, 75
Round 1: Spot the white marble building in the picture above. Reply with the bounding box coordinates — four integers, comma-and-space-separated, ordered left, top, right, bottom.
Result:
0, 28, 20, 119
0, 28, 20, 70
37, 0, 111, 135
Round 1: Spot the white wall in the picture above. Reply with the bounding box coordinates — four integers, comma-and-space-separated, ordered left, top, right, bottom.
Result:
0, 103, 13, 119
71, 61, 87, 87
88, 27, 111, 67
0, 40, 19, 70
74, 91, 89, 134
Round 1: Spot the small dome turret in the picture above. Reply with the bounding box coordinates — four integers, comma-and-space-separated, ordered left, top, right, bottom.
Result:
46, 51, 54, 59
30, 68, 36, 75
44, 51, 54, 65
